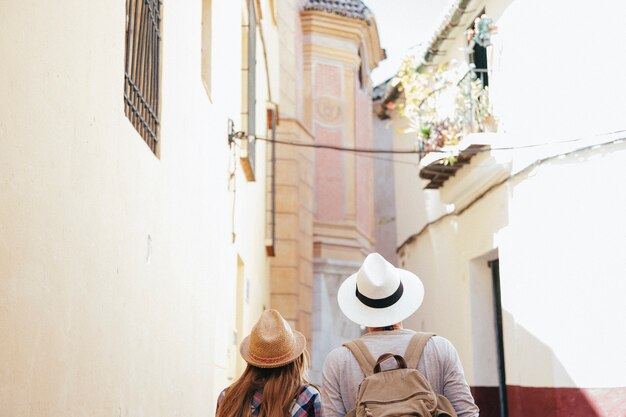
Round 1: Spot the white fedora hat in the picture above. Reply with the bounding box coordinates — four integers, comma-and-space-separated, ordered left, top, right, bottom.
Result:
337, 253, 424, 327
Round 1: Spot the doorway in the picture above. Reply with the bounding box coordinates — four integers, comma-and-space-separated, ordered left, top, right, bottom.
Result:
469, 254, 508, 417
488, 259, 508, 417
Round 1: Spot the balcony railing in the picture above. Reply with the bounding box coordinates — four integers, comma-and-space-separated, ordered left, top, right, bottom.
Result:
413, 67, 497, 189
457, 67, 495, 133
416, 67, 495, 157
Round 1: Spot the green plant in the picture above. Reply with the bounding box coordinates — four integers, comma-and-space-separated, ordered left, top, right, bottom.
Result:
392, 56, 494, 159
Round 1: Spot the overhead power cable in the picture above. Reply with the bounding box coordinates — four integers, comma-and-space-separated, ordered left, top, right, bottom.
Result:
253, 128, 626, 156
396, 133, 626, 253
254, 136, 420, 154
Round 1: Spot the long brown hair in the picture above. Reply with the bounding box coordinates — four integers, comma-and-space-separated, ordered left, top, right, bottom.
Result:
217, 351, 311, 417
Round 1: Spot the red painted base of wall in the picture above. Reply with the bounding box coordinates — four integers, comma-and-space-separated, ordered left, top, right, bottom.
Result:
470, 386, 500, 417
471, 385, 626, 417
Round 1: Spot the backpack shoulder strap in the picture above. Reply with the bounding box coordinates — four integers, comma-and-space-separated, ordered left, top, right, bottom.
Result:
405, 332, 435, 370
343, 339, 376, 377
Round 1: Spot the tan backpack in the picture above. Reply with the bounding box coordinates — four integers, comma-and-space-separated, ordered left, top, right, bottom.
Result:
343, 332, 457, 417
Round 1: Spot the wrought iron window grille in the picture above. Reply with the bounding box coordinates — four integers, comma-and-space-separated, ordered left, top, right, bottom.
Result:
124, 0, 162, 154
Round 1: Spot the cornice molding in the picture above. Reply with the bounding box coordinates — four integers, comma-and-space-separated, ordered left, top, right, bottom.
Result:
301, 11, 385, 70
303, 43, 359, 65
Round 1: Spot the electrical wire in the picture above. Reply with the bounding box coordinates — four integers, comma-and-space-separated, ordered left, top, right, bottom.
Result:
229, 127, 626, 252
353, 153, 422, 167
230, 129, 626, 170
253, 128, 626, 157
230, 130, 420, 166
396, 133, 626, 253
254, 136, 420, 154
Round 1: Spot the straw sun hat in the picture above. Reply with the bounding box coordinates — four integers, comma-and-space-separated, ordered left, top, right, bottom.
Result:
240, 309, 307, 368
338, 252, 425, 328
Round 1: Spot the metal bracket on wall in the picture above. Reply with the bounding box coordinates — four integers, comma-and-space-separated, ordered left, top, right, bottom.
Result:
227, 118, 246, 146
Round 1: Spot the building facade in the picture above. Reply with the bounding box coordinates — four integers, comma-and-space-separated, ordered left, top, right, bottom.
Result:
0, 0, 386, 414
0, 0, 281, 415
299, 0, 385, 382
375, 1, 626, 416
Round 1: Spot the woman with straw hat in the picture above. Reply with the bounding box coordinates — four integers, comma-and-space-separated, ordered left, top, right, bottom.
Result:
216, 309, 322, 417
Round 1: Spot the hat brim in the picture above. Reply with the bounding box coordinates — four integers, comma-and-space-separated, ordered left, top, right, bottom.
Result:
337, 268, 424, 328
239, 331, 307, 369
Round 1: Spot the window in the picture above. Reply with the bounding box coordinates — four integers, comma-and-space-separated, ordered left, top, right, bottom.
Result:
468, 10, 489, 87
124, 0, 162, 154
358, 46, 368, 90
472, 40, 489, 87
201, 0, 212, 98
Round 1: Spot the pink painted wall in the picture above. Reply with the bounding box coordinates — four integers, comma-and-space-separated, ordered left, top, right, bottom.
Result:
355, 88, 373, 239
314, 125, 344, 221
315, 63, 341, 97
313, 63, 346, 223
312, 59, 374, 246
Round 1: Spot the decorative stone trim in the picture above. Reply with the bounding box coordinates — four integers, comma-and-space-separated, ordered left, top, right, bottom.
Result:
303, 0, 371, 22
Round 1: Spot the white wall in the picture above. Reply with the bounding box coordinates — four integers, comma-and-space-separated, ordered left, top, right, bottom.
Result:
400, 141, 626, 388
424, 0, 626, 143
498, 142, 626, 388
394, 0, 626, 390
490, 0, 626, 140
0, 0, 273, 415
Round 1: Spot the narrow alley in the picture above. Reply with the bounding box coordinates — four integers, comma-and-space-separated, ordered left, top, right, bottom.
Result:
1, 1, 626, 416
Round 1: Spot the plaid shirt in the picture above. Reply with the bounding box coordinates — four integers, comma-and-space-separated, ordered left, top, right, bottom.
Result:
216, 385, 322, 417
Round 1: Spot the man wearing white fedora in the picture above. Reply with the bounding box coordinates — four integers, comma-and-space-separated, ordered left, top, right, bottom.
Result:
321, 253, 479, 417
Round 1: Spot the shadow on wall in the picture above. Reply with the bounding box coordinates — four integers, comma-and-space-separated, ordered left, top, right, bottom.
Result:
498, 314, 624, 417
498, 142, 626, 417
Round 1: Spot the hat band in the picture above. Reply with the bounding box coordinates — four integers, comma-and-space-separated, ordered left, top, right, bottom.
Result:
248, 345, 295, 365
356, 281, 404, 309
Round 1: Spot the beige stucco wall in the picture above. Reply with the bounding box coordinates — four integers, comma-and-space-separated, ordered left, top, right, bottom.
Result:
0, 0, 276, 415
268, 0, 316, 346
390, 0, 626, 390
386, 115, 447, 249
